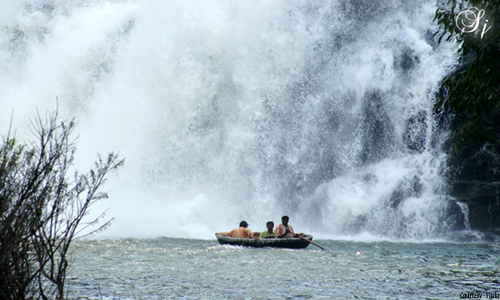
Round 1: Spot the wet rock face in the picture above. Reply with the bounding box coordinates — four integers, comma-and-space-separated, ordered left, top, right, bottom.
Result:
446, 137, 500, 232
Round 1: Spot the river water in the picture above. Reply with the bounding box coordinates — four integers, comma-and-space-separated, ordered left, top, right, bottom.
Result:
68, 238, 500, 299
3, 1, 499, 298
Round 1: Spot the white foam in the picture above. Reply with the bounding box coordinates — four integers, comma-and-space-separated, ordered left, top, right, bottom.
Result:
0, 0, 460, 241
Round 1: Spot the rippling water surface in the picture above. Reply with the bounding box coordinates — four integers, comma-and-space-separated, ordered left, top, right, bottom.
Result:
68, 238, 499, 299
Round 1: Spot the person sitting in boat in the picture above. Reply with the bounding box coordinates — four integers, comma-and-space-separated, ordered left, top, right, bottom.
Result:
259, 221, 277, 239
216, 220, 254, 238
277, 215, 296, 238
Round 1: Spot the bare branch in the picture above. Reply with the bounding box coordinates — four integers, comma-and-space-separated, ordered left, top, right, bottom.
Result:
0, 108, 124, 299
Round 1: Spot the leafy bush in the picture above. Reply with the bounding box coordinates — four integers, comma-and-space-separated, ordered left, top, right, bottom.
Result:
434, 0, 500, 149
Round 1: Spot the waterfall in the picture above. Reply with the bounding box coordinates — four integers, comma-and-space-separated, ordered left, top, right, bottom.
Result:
0, 0, 461, 239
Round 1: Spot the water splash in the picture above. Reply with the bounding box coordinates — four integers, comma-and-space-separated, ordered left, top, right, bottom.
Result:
0, 0, 462, 239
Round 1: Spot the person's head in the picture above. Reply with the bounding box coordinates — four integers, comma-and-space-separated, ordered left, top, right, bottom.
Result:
266, 221, 274, 230
281, 215, 289, 226
239, 220, 249, 228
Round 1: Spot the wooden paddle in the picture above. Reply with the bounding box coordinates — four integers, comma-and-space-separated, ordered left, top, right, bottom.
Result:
298, 235, 326, 250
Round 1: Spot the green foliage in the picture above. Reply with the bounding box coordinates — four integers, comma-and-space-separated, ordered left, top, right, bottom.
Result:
0, 110, 124, 299
434, 0, 500, 149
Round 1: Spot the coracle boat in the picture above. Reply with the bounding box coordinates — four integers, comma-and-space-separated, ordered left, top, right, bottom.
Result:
215, 234, 313, 249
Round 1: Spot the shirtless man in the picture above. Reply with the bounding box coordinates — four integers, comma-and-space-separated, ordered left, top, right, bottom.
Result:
216, 220, 254, 238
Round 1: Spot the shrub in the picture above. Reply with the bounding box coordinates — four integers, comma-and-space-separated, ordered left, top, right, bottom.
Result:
0, 110, 124, 299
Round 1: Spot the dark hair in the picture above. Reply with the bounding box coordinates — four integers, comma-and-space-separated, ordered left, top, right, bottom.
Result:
266, 221, 274, 226
239, 220, 248, 227
281, 215, 289, 220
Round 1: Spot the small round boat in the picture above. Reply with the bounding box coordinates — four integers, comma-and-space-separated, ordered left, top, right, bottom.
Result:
215, 234, 313, 249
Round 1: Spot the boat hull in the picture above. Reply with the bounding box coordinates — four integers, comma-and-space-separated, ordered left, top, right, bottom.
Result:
215, 234, 312, 249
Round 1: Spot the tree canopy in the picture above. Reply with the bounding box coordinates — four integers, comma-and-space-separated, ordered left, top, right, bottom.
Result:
434, 0, 500, 149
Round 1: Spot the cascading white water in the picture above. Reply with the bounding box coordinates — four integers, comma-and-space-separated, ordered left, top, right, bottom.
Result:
0, 0, 461, 239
